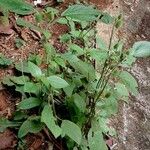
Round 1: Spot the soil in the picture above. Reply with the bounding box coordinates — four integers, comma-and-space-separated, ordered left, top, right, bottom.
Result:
0, 0, 149, 150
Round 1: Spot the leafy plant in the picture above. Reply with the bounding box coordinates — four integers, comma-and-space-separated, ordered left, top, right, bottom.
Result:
0, 3, 149, 150
0, 53, 12, 67
0, 0, 34, 15
133, 41, 150, 57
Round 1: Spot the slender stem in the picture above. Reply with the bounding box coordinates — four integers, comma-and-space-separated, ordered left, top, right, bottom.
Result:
83, 23, 116, 137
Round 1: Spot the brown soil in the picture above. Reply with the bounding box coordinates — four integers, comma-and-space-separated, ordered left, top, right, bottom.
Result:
0, 129, 17, 149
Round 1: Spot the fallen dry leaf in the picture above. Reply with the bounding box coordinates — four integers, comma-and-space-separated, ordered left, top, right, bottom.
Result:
0, 26, 14, 35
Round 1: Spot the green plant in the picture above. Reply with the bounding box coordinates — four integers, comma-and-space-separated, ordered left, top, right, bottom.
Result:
0, 3, 150, 150
0, 53, 12, 67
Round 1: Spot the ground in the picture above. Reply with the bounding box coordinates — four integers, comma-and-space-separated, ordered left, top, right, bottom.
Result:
0, 0, 149, 150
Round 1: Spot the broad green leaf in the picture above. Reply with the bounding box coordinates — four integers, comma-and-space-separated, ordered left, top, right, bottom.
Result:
15, 61, 30, 73
133, 41, 150, 57
24, 82, 40, 94
28, 54, 42, 66
43, 43, 56, 62
39, 76, 50, 88
43, 30, 52, 40
61, 120, 82, 145
62, 4, 100, 22
98, 117, 116, 136
63, 83, 75, 97
10, 76, 29, 85
18, 117, 43, 138
41, 105, 61, 138
0, 0, 34, 15
96, 36, 107, 50
2, 76, 14, 86
119, 71, 138, 96
0, 118, 20, 132
47, 76, 69, 89
15, 86, 25, 95
115, 83, 129, 97
88, 130, 108, 150
122, 52, 136, 67
100, 12, 114, 24
73, 94, 86, 112
13, 111, 28, 121
69, 44, 84, 56
54, 56, 66, 68
57, 17, 68, 24
89, 49, 108, 62
63, 53, 95, 81
18, 97, 41, 110
28, 61, 42, 77
60, 34, 71, 43
98, 96, 118, 117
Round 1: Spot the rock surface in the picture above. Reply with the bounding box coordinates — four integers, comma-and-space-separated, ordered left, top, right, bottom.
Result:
96, 0, 150, 150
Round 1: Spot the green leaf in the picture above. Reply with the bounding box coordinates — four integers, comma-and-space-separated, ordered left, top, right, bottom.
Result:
15, 61, 30, 73
15, 86, 25, 95
122, 51, 136, 67
63, 83, 75, 97
15, 38, 25, 48
0, 118, 20, 132
47, 76, 69, 89
119, 71, 138, 96
63, 53, 96, 81
69, 44, 84, 56
41, 105, 61, 138
24, 82, 40, 94
54, 56, 66, 68
0, 53, 12, 67
133, 41, 150, 57
89, 49, 108, 62
28, 54, 42, 66
2, 76, 15, 86
73, 94, 86, 112
13, 111, 28, 121
43, 43, 56, 61
115, 15, 123, 28
98, 117, 116, 136
60, 33, 71, 43
88, 130, 108, 150
0, 0, 34, 15
57, 17, 68, 24
28, 61, 42, 77
18, 117, 43, 138
115, 83, 129, 97
98, 96, 118, 117
100, 13, 114, 24
16, 18, 42, 32
10, 76, 29, 85
96, 36, 107, 50
62, 4, 100, 22
61, 120, 82, 145
35, 12, 43, 23
18, 97, 41, 110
